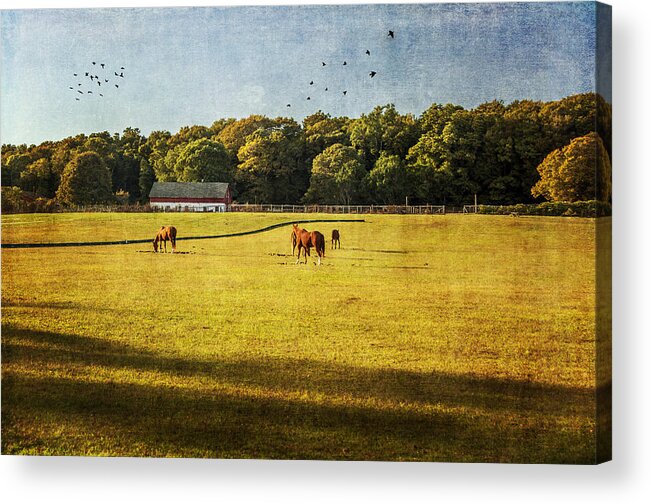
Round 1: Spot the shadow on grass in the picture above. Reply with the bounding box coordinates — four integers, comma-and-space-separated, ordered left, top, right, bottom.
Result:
2, 325, 602, 463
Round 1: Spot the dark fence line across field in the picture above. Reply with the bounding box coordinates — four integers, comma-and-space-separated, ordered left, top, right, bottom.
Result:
1, 218, 365, 249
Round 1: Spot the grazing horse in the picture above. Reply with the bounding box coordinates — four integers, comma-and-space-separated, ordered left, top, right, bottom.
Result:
153, 225, 177, 253
331, 229, 340, 249
292, 224, 325, 265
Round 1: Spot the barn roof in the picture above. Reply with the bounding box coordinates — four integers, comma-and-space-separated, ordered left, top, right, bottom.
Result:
149, 182, 229, 199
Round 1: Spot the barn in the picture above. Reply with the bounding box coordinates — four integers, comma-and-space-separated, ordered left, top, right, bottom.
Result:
149, 182, 232, 212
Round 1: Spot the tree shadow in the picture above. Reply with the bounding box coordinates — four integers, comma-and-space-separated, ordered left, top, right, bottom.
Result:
2, 325, 601, 462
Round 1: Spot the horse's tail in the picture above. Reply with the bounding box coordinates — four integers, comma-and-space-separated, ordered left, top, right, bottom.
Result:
170, 226, 177, 249
317, 232, 325, 257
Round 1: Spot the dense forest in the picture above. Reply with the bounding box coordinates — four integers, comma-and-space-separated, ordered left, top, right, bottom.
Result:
1, 92, 611, 211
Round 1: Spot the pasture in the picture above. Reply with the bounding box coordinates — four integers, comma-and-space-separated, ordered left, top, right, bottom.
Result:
1, 212, 606, 462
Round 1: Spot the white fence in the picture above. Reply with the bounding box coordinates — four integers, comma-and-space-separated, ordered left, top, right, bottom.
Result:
229, 204, 446, 214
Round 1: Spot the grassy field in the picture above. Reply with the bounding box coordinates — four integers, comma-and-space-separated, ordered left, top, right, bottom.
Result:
1, 212, 605, 462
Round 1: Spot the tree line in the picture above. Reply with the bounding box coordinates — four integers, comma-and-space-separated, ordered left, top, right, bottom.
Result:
1, 92, 611, 211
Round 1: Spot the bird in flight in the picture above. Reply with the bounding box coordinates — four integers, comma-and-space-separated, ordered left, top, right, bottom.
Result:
85, 72, 89, 76
307, 96, 311, 100
99, 93, 103, 97
87, 90, 93, 94
78, 83, 82, 86
369, 71, 377, 78
119, 72, 124, 78
73, 73, 78, 76
365, 49, 371, 55
343, 61, 347, 65
325, 87, 328, 91
97, 81, 101, 86
287, 104, 291, 107
92, 61, 96, 65
121, 66, 125, 70
388, 30, 395, 38
105, 79, 109, 83
322, 62, 326, 66
77, 90, 83, 94
343, 90, 347, 95
68, 86, 73, 90
100, 63, 105, 69
310, 80, 314, 85
115, 84, 119, 88
75, 98, 80, 101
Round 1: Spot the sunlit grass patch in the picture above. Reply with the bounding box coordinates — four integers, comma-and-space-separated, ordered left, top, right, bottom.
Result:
1, 213, 601, 462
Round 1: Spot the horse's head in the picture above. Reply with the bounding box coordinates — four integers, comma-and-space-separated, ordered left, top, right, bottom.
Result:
152, 238, 158, 252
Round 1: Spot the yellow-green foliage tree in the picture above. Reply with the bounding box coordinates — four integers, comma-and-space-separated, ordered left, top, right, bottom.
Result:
531, 132, 611, 202
173, 138, 232, 183
304, 143, 366, 205
56, 151, 113, 205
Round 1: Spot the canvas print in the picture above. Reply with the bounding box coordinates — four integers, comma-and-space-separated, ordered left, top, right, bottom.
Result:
1, 2, 611, 463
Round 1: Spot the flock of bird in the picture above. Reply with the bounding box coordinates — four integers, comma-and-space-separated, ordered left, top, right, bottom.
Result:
68, 29, 395, 107
285, 30, 395, 109
68, 61, 126, 101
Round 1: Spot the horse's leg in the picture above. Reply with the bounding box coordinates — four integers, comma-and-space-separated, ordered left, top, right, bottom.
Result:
295, 243, 301, 264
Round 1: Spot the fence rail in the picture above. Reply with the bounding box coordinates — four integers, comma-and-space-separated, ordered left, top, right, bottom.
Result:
228, 204, 446, 214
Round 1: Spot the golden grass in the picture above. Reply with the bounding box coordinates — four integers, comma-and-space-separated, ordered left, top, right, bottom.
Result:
1, 213, 604, 462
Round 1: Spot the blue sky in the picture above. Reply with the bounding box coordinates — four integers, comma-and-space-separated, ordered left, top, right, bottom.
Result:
1, 2, 600, 145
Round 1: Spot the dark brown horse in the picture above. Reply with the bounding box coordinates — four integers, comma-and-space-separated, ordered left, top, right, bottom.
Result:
291, 229, 297, 256
292, 224, 325, 265
331, 229, 340, 249
153, 225, 177, 253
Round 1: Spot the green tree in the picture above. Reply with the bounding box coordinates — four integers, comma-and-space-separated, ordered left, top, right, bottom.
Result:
145, 130, 174, 182
303, 143, 366, 205
209, 118, 236, 138
79, 133, 125, 195
349, 104, 420, 170
118, 127, 145, 202
406, 120, 453, 203
367, 152, 410, 204
138, 158, 156, 203
1, 186, 26, 213
19, 158, 56, 197
237, 119, 307, 203
531, 132, 611, 202
420, 103, 464, 135
49, 135, 87, 185
169, 125, 212, 148
2, 153, 31, 187
56, 151, 113, 205
173, 138, 232, 183
217, 115, 277, 160
303, 111, 351, 164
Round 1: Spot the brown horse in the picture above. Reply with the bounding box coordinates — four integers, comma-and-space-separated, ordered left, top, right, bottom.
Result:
292, 224, 325, 265
153, 225, 177, 253
331, 229, 340, 249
